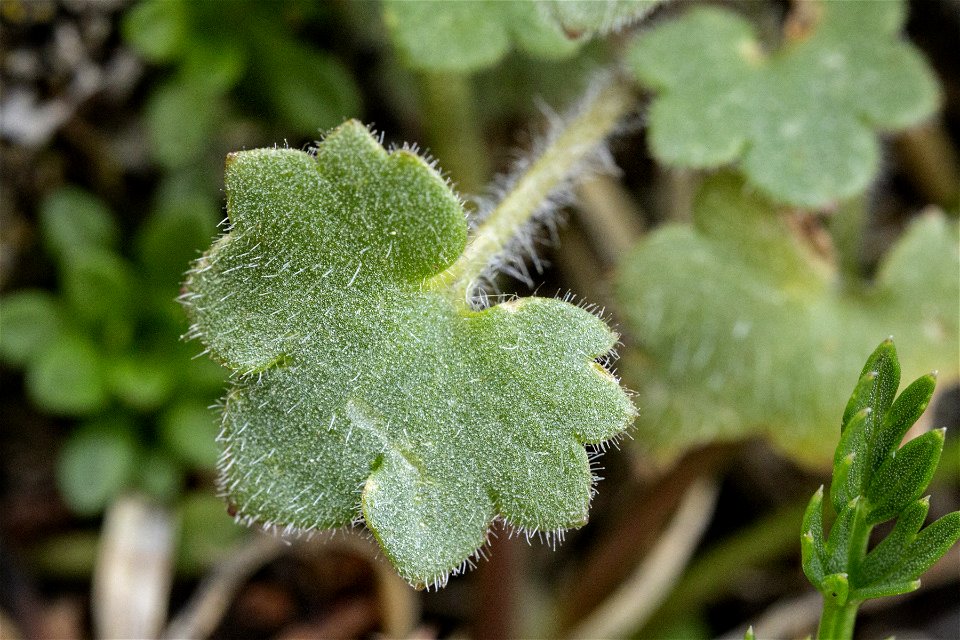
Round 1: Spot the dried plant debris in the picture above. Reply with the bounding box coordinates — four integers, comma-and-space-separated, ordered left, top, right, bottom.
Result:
627, 0, 941, 207
182, 121, 634, 588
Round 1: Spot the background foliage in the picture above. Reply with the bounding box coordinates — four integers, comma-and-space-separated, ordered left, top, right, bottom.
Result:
1, 0, 957, 638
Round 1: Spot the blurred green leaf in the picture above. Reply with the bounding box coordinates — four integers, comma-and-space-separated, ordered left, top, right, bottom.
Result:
383, 0, 580, 73
122, 0, 189, 63
136, 192, 218, 288
177, 492, 247, 574
0, 290, 62, 365
544, 0, 661, 37
145, 79, 221, 168
26, 334, 108, 415
159, 400, 220, 470
249, 36, 361, 134
615, 174, 960, 465
627, 1, 941, 206
61, 250, 135, 328
40, 186, 118, 262
107, 354, 176, 411
180, 40, 247, 93
136, 450, 184, 503
57, 418, 138, 515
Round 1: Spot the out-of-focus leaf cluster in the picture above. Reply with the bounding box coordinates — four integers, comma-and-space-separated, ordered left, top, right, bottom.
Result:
0, 184, 224, 515
122, 0, 361, 168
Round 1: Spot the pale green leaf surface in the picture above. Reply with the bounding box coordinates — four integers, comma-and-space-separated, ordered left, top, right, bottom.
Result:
26, 334, 108, 416
184, 121, 634, 587
0, 290, 62, 365
544, 0, 662, 37
56, 418, 138, 515
383, 0, 580, 73
627, 1, 941, 206
614, 174, 959, 466
40, 187, 118, 261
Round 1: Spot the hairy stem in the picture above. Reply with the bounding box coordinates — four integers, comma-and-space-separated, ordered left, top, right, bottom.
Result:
426, 77, 635, 306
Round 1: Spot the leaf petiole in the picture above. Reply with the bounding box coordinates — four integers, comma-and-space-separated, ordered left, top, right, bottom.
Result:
426, 76, 635, 306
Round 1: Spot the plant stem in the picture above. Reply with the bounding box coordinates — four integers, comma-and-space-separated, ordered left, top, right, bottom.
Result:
816, 502, 871, 640
426, 77, 635, 306
816, 599, 859, 640
418, 71, 490, 196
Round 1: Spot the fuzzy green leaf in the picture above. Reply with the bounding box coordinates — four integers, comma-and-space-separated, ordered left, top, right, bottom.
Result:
383, 0, 581, 73
858, 497, 928, 587
865, 429, 944, 525
614, 174, 959, 465
544, 0, 661, 38
183, 121, 634, 587
627, 1, 941, 207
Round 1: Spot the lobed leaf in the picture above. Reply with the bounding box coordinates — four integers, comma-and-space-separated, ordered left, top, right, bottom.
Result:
382, 0, 581, 73
614, 174, 959, 466
627, 1, 941, 207
865, 429, 944, 525
183, 121, 634, 587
